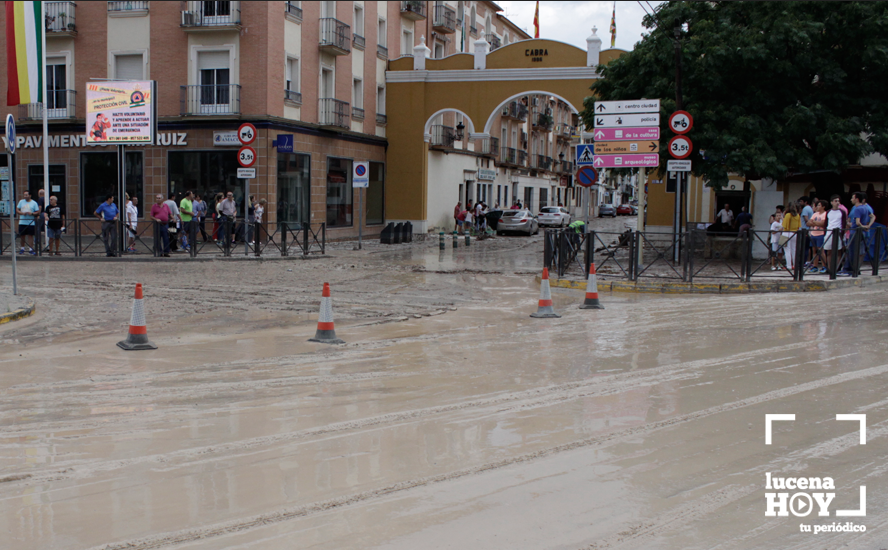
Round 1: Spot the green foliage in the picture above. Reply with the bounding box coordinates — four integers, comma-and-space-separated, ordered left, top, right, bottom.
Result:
583, 2, 888, 189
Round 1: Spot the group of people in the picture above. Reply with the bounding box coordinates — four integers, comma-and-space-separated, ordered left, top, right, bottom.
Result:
16, 189, 66, 256
453, 200, 492, 234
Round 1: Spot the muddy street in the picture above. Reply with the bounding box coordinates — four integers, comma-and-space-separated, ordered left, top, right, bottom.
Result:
1, 229, 886, 550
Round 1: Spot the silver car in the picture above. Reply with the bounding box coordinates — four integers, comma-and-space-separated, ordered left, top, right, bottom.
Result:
537, 206, 571, 227
598, 204, 617, 217
496, 209, 539, 236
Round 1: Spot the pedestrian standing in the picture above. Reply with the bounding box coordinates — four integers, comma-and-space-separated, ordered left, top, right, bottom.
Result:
179, 190, 195, 251
838, 191, 876, 276
194, 194, 209, 242
213, 193, 224, 242
46, 195, 65, 256
769, 205, 784, 225
36, 188, 48, 252
807, 200, 827, 273
781, 202, 801, 272
453, 201, 462, 234
164, 192, 181, 251
822, 195, 845, 272
799, 196, 814, 267
94, 195, 120, 257
16, 190, 39, 255
126, 196, 139, 252
717, 203, 734, 229
735, 206, 753, 235
255, 198, 266, 245
149, 194, 172, 257
220, 192, 238, 244
770, 212, 784, 270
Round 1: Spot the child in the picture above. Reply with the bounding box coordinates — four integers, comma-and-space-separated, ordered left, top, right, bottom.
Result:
770, 212, 784, 271
807, 200, 827, 273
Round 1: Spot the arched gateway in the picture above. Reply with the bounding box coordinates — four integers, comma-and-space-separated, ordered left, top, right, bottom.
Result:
384, 30, 625, 232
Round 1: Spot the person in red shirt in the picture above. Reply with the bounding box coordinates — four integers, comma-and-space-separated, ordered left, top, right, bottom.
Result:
149, 194, 172, 257
453, 202, 463, 234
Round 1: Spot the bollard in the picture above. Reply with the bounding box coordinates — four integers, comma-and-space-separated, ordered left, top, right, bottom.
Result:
453, 230, 458, 248
465, 233, 471, 246
439, 231, 445, 250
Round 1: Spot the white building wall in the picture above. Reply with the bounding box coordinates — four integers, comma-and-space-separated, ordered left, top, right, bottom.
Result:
426, 151, 480, 231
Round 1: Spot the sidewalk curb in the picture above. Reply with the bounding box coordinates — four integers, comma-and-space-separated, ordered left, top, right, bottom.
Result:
0, 254, 331, 263
0, 297, 36, 325
539, 275, 888, 294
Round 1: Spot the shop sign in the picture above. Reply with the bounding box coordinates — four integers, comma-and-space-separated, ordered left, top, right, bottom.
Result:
0, 167, 8, 180
3, 132, 188, 149
213, 131, 239, 146
86, 80, 156, 144
478, 169, 496, 181
275, 134, 294, 153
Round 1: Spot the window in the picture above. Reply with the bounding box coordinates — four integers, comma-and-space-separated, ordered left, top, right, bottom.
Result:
470, 6, 476, 31
378, 18, 386, 45
353, 4, 364, 36
326, 157, 353, 227
285, 56, 300, 101
402, 29, 413, 56
524, 187, 533, 211
198, 51, 231, 111
28, 165, 67, 214
539, 188, 548, 209
202, 1, 231, 17
278, 152, 311, 224
376, 85, 385, 114
434, 40, 444, 59
503, 31, 509, 45
80, 152, 143, 218
168, 151, 242, 209
504, 186, 509, 206
114, 54, 144, 80
367, 161, 384, 225
320, 1, 335, 18
45, 62, 67, 114
353, 78, 363, 109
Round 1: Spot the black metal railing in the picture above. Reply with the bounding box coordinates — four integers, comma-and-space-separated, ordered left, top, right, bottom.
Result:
18, 90, 77, 120
108, 1, 148, 12
284, 89, 302, 104
377, 44, 388, 58
285, 1, 302, 20
318, 98, 350, 128
430, 125, 456, 148
485, 33, 501, 50
432, 4, 456, 32
517, 150, 527, 166
503, 101, 528, 121
500, 147, 517, 165
480, 136, 499, 156
533, 112, 554, 131
319, 18, 351, 53
353, 33, 365, 49
180, 84, 241, 115
180, 0, 240, 27
376, 113, 387, 125
400, 0, 426, 19
352, 106, 365, 120
45, 1, 76, 32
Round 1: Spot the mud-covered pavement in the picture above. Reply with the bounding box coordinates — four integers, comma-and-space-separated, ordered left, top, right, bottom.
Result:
2, 225, 887, 550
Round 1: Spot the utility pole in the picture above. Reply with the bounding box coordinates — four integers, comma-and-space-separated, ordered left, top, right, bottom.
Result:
672, 26, 683, 263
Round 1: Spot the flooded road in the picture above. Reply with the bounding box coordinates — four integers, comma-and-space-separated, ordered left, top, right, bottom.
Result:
1, 232, 886, 549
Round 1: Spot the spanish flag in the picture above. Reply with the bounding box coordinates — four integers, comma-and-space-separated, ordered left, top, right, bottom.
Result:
533, 1, 539, 39
5, 1, 44, 106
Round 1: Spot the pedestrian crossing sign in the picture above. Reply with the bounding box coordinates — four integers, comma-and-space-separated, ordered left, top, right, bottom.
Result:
576, 144, 595, 165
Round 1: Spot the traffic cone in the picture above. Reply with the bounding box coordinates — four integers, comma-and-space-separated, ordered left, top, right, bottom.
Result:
117, 283, 157, 350
309, 282, 345, 344
579, 263, 605, 309
530, 268, 561, 318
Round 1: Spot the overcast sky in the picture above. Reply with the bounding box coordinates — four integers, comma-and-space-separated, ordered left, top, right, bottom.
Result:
498, 1, 662, 52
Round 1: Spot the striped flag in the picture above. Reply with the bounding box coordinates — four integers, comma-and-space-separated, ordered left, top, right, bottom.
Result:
610, 1, 616, 48
5, 1, 44, 106
533, 1, 539, 38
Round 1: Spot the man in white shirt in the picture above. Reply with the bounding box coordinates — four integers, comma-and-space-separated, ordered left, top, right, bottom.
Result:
126, 196, 139, 252
717, 204, 734, 227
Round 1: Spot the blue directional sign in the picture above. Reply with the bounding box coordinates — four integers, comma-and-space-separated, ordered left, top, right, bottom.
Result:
576, 144, 594, 165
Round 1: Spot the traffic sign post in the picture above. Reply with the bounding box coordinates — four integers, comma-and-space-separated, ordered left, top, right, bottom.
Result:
353, 162, 369, 249
575, 166, 598, 187
576, 144, 595, 165
236, 138, 257, 255
667, 110, 693, 263
594, 140, 659, 155
592, 154, 659, 168
238, 146, 256, 168
593, 113, 660, 128
5, 114, 16, 295
668, 111, 693, 134
592, 127, 660, 141
668, 135, 693, 159
667, 160, 692, 172
593, 99, 660, 115
237, 123, 257, 145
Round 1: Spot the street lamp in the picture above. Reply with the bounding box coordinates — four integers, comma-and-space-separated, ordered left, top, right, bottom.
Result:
455, 121, 465, 141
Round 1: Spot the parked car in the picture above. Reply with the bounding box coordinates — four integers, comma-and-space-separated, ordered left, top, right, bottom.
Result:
630, 205, 638, 215
598, 204, 617, 217
496, 209, 539, 236
485, 209, 505, 230
616, 204, 632, 216
537, 206, 571, 227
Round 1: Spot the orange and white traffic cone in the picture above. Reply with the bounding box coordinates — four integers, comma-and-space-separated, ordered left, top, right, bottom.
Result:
117, 283, 157, 350
309, 282, 345, 344
579, 263, 605, 309
530, 267, 561, 318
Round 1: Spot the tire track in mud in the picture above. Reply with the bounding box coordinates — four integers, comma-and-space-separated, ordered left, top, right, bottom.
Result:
83, 363, 888, 550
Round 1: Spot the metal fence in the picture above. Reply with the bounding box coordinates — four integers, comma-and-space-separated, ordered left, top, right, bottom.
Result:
0, 219, 325, 258
543, 227, 888, 282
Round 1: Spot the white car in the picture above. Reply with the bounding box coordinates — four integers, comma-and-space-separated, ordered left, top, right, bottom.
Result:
537, 206, 571, 227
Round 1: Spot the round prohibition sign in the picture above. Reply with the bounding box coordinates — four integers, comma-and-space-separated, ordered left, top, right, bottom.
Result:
668, 135, 693, 159
238, 123, 257, 145
575, 166, 598, 188
355, 164, 367, 177
238, 146, 257, 168
668, 110, 694, 134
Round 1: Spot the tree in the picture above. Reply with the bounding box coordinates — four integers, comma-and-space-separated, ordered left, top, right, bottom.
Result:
583, 1, 888, 190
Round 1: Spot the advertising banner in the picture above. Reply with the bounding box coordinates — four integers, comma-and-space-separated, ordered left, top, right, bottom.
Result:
86, 81, 156, 144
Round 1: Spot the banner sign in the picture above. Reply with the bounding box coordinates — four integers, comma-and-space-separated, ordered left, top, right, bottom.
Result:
86, 81, 156, 144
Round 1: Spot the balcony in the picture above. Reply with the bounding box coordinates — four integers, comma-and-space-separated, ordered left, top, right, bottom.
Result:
485, 34, 501, 51
376, 113, 387, 126
352, 106, 364, 120
45, 2, 77, 35
285, 1, 302, 22
319, 98, 350, 129
558, 160, 574, 174
502, 101, 528, 122
319, 18, 351, 55
532, 111, 554, 132
500, 147, 518, 166
107, 1, 148, 16
533, 155, 553, 171
181, 1, 241, 30
517, 150, 527, 166
429, 125, 456, 148
18, 90, 77, 121
469, 25, 478, 36
284, 89, 302, 105
377, 44, 388, 59
555, 123, 573, 140
400, 0, 426, 21
180, 84, 241, 116
479, 136, 499, 157
432, 4, 456, 34
353, 33, 365, 50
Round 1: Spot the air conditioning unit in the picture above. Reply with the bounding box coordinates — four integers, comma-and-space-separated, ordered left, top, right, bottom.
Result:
502, 106, 509, 116
181, 11, 195, 25
520, 130, 527, 141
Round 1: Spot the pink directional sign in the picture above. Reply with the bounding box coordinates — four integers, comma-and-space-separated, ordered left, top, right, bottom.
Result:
592, 127, 660, 141
592, 154, 659, 168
